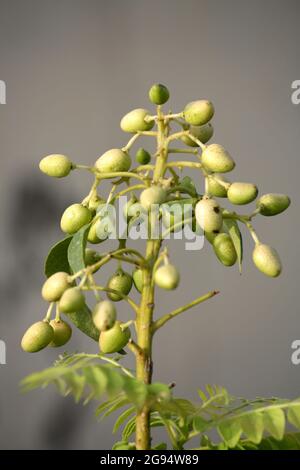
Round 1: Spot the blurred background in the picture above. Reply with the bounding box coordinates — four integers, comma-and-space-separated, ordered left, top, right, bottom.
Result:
0, 0, 299, 449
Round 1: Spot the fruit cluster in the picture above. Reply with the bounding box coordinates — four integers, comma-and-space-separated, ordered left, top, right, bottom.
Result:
22, 83, 290, 355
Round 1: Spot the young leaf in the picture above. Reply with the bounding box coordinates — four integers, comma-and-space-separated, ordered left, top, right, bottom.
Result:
287, 404, 300, 429
223, 219, 243, 273
240, 412, 264, 444
217, 419, 242, 448
263, 408, 285, 440
44, 236, 72, 277
113, 406, 135, 434
68, 224, 90, 274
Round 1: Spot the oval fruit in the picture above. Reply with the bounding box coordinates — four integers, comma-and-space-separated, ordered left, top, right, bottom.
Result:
60, 204, 92, 234
120, 108, 154, 133
228, 182, 258, 205
184, 100, 214, 126
135, 147, 151, 165
201, 144, 235, 173
99, 321, 131, 354
195, 198, 223, 233
41, 272, 72, 302
21, 321, 54, 353
59, 287, 85, 313
107, 270, 133, 301
88, 195, 106, 214
213, 233, 237, 266
39, 154, 72, 178
182, 123, 214, 147
140, 186, 167, 211
87, 219, 109, 244
132, 268, 143, 293
207, 175, 230, 198
257, 193, 290, 216
154, 264, 180, 290
95, 149, 131, 173
252, 244, 282, 278
92, 300, 117, 331
149, 83, 170, 105
49, 320, 72, 347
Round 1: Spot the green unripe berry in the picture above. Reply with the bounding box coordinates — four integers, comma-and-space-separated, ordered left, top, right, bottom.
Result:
85, 248, 101, 267
60, 203, 92, 234
88, 195, 106, 214
195, 198, 223, 233
140, 186, 167, 211
252, 244, 282, 278
213, 233, 237, 266
148, 383, 172, 402
205, 230, 219, 244
257, 193, 291, 216
148, 83, 170, 105
184, 100, 214, 126
59, 287, 85, 313
92, 300, 117, 331
87, 219, 109, 244
39, 154, 72, 178
227, 182, 258, 205
181, 123, 214, 147
49, 320, 72, 347
154, 264, 180, 290
201, 144, 235, 173
135, 147, 151, 165
132, 268, 143, 293
41, 272, 72, 302
99, 321, 131, 354
120, 108, 154, 133
21, 321, 54, 353
95, 148, 131, 173
207, 175, 230, 198
107, 269, 133, 301
123, 194, 139, 220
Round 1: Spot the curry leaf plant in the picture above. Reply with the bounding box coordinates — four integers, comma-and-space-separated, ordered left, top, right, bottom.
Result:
21, 84, 295, 450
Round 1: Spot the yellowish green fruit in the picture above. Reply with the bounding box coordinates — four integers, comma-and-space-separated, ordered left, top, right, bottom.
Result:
132, 268, 143, 293
59, 287, 85, 313
184, 100, 214, 126
148, 383, 172, 401
252, 244, 282, 278
201, 144, 235, 173
60, 204, 92, 234
149, 83, 170, 105
227, 182, 258, 205
41, 272, 72, 302
49, 320, 72, 347
123, 194, 139, 220
135, 147, 151, 165
213, 233, 237, 266
205, 230, 219, 244
92, 300, 117, 331
88, 195, 106, 214
140, 186, 167, 211
99, 321, 131, 353
39, 154, 72, 178
21, 321, 54, 353
257, 193, 290, 216
107, 270, 133, 301
207, 175, 230, 198
182, 123, 214, 147
120, 108, 154, 133
154, 264, 180, 290
195, 198, 223, 233
87, 219, 109, 244
95, 149, 131, 173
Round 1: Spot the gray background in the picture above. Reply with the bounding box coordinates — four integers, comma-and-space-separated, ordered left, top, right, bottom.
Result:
0, 0, 299, 449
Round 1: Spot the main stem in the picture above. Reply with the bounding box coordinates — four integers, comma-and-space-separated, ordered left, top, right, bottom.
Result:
135, 107, 167, 450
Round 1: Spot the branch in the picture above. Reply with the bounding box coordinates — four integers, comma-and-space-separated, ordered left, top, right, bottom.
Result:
152, 290, 219, 333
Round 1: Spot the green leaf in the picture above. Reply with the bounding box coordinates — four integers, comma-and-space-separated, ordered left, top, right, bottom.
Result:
193, 416, 209, 433
67, 304, 99, 342
44, 236, 72, 277
223, 219, 243, 273
263, 408, 285, 440
113, 407, 135, 434
240, 412, 264, 444
218, 420, 242, 448
242, 432, 300, 450
122, 415, 137, 440
287, 404, 300, 429
152, 442, 167, 450
68, 224, 90, 274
